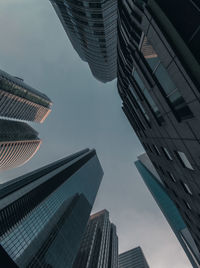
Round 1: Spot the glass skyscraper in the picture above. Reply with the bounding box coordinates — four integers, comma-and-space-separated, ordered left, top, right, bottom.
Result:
0, 148, 103, 268
119, 247, 149, 268
49, 0, 118, 83
136, 153, 200, 268
73, 209, 118, 268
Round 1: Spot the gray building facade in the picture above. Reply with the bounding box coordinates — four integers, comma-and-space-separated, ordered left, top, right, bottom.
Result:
119, 247, 149, 268
0, 119, 41, 171
73, 209, 118, 268
0, 148, 103, 268
117, 0, 200, 254
49, 0, 117, 83
0, 69, 52, 122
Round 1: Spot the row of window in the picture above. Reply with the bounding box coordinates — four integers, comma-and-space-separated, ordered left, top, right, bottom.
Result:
143, 142, 194, 170
140, 36, 193, 122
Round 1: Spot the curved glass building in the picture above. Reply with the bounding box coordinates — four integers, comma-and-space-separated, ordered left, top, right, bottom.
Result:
49, 0, 118, 83
0, 119, 41, 171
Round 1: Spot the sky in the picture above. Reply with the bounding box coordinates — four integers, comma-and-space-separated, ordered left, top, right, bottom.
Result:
0, 1, 192, 267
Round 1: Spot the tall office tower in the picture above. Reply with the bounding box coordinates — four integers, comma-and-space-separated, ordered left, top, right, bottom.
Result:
49, 0, 117, 83
117, 0, 200, 253
0, 69, 52, 122
73, 209, 118, 268
119, 247, 149, 268
136, 153, 200, 268
0, 149, 103, 268
0, 119, 41, 171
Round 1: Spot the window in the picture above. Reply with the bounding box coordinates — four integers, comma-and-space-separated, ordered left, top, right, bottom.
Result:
140, 35, 193, 121
162, 147, 173, 160
181, 182, 192, 195
133, 71, 164, 124
153, 145, 160, 155
176, 151, 194, 170
129, 86, 150, 124
167, 171, 176, 182
184, 200, 192, 210
154, 64, 193, 120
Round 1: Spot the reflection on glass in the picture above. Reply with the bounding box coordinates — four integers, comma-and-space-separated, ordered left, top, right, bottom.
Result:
0, 119, 41, 171
140, 35, 193, 121
0, 149, 103, 268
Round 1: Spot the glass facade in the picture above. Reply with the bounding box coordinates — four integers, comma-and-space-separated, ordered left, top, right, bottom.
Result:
49, 0, 117, 82
119, 247, 149, 268
0, 149, 103, 268
73, 210, 118, 268
140, 37, 193, 121
135, 155, 200, 267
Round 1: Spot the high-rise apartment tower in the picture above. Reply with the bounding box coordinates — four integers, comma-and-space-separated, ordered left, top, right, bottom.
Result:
49, 0, 118, 82
117, 0, 200, 253
0, 149, 103, 268
0, 119, 41, 171
73, 209, 118, 268
0, 69, 52, 122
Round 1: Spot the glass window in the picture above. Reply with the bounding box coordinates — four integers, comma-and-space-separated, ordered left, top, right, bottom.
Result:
162, 147, 173, 160
155, 64, 176, 95
153, 145, 160, 155
133, 71, 164, 124
140, 36, 193, 121
167, 171, 176, 182
182, 182, 192, 195
176, 151, 194, 170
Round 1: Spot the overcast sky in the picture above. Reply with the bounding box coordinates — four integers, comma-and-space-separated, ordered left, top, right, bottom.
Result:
0, 1, 191, 267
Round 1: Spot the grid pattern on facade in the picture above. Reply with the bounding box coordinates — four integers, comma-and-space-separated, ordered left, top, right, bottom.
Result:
0, 69, 52, 122
49, 0, 117, 83
0, 149, 103, 268
73, 209, 118, 268
0, 119, 41, 171
136, 156, 200, 268
0, 140, 41, 171
119, 247, 149, 268
117, 0, 200, 253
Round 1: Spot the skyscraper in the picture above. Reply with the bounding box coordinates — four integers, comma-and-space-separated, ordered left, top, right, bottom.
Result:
49, 0, 117, 83
119, 247, 149, 268
73, 209, 118, 268
117, 0, 200, 253
0, 148, 103, 268
0, 119, 41, 171
136, 153, 200, 268
0, 69, 52, 122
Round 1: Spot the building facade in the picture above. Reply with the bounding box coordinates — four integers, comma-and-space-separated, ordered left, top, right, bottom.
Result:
0, 148, 103, 268
0, 69, 52, 122
49, 0, 117, 83
119, 247, 149, 268
73, 209, 118, 268
117, 0, 200, 253
0, 119, 41, 171
136, 153, 200, 268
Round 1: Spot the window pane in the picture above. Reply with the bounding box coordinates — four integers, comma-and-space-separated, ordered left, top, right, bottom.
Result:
177, 151, 194, 170
155, 63, 176, 95
169, 91, 193, 119
133, 71, 145, 90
